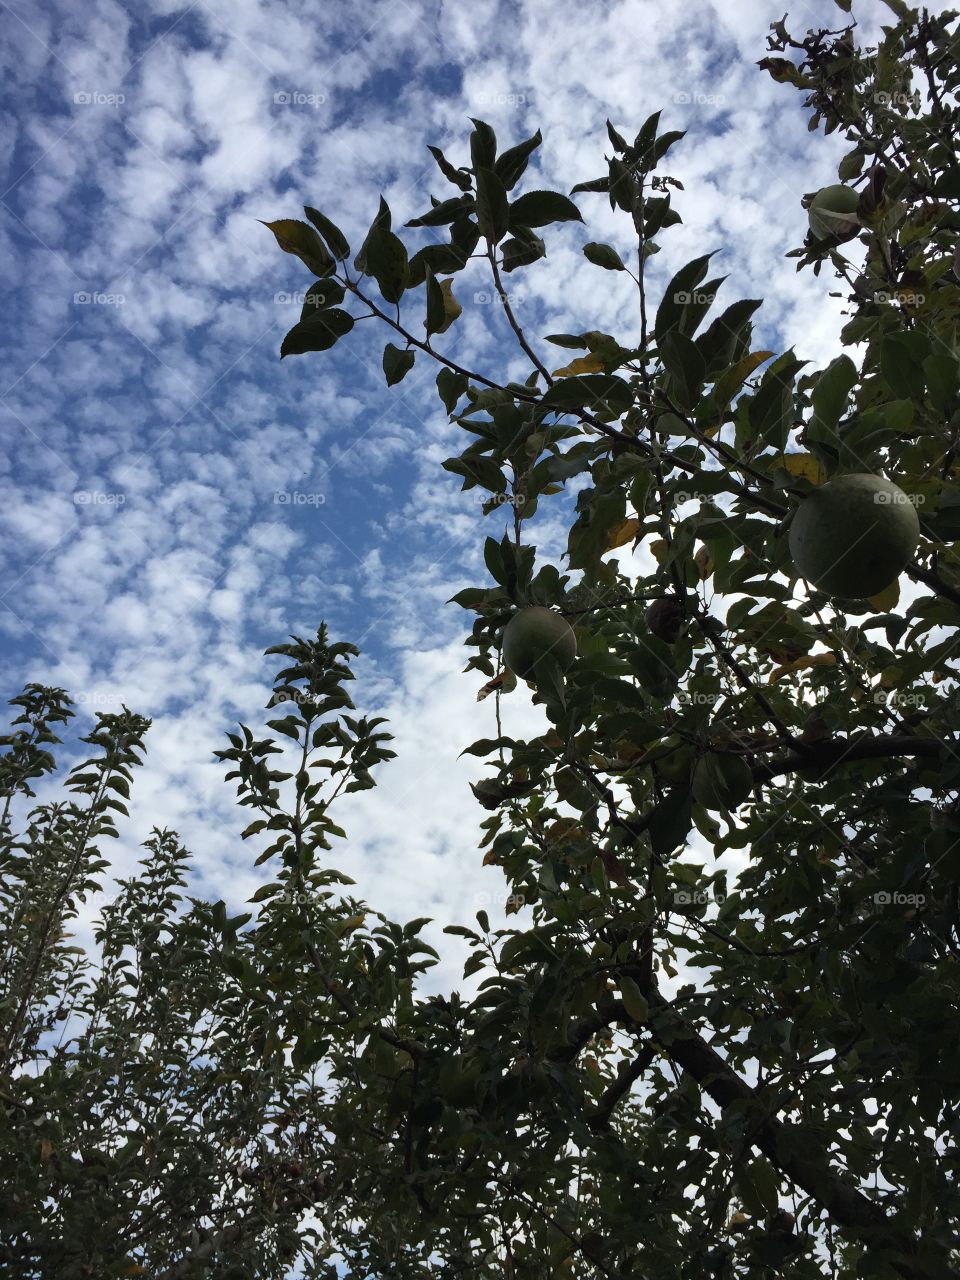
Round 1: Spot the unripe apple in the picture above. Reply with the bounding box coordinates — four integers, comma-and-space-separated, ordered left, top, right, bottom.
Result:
808, 183, 860, 240
788, 473, 920, 598
692, 752, 754, 811
502, 607, 577, 679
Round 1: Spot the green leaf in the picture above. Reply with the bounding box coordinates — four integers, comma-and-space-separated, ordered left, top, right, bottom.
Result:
383, 342, 415, 386
353, 196, 391, 273
406, 196, 474, 229
880, 332, 930, 401
502, 230, 545, 272
280, 309, 354, 357
541, 374, 633, 418
494, 129, 542, 190
633, 109, 663, 162
469, 118, 497, 171
660, 330, 707, 412
808, 354, 858, 444
583, 242, 626, 271
571, 175, 610, 195
425, 267, 445, 336
427, 144, 472, 191
443, 453, 507, 492
655, 254, 716, 341
484, 536, 506, 585
923, 350, 960, 415
365, 225, 409, 304
261, 218, 335, 278
546, 334, 589, 350
619, 976, 650, 1023
407, 243, 470, 287
475, 167, 510, 244
303, 206, 350, 260
300, 278, 346, 320
509, 190, 583, 228
649, 787, 693, 859
437, 367, 468, 414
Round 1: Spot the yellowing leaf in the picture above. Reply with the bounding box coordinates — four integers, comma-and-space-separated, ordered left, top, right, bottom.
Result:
714, 350, 775, 404
767, 452, 827, 485
768, 653, 837, 683
605, 518, 641, 551
438, 278, 461, 331
728, 1212, 750, 1226
552, 353, 607, 377
695, 544, 714, 580
649, 538, 668, 564
619, 976, 649, 1023
260, 219, 332, 276
867, 579, 900, 610
336, 913, 366, 939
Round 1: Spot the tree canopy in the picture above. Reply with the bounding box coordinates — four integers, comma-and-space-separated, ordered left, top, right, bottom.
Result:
2, 3, 960, 1278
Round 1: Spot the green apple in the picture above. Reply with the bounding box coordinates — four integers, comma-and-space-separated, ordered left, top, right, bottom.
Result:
692, 752, 754, 811
502, 607, 577, 679
808, 184, 860, 240
788, 473, 920, 598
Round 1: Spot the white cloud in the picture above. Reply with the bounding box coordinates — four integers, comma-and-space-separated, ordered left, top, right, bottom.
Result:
1, 0, 881, 1001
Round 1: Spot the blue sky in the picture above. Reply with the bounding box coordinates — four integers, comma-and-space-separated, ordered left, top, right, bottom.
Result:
0, 0, 877, 989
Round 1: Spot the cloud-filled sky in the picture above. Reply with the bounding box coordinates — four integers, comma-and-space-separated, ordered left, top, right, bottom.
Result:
0, 0, 883, 990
